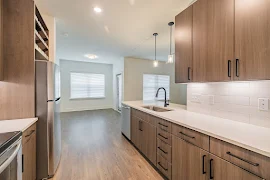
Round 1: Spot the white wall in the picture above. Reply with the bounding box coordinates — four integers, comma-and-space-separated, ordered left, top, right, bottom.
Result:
187, 81, 270, 128
112, 58, 124, 111
124, 57, 187, 105
60, 60, 113, 112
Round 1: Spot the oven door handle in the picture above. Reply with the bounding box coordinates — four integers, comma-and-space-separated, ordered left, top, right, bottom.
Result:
0, 139, 22, 174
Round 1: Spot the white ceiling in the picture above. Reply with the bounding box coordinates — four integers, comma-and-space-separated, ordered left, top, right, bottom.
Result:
35, 0, 193, 64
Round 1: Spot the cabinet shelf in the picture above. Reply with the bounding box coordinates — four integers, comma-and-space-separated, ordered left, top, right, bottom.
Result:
35, 16, 49, 40
35, 44, 48, 60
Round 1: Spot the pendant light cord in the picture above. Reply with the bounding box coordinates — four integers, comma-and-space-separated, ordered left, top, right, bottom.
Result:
170, 25, 172, 55
155, 35, 156, 60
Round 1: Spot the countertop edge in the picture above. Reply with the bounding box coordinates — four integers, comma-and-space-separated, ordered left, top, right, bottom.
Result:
21, 118, 38, 132
123, 101, 270, 158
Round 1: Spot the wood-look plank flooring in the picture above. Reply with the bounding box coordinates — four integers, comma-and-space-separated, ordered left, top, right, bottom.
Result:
52, 109, 163, 180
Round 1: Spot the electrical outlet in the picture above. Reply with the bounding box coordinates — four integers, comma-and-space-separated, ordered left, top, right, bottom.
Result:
258, 98, 269, 111
191, 94, 201, 103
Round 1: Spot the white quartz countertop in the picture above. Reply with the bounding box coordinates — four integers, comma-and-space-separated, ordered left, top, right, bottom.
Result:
0, 118, 38, 133
123, 101, 270, 158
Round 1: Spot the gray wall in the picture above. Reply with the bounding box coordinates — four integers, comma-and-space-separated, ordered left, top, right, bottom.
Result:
60, 60, 113, 112
124, 57, 187, 105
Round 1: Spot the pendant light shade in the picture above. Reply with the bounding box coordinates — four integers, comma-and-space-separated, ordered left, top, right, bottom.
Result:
153, 33, 158, 67
167, 22, 174, 64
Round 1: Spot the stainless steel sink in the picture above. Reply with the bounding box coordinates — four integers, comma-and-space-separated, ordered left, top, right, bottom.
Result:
142, 106, 173, 112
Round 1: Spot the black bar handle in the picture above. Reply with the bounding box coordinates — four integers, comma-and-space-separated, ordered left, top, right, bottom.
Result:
202, 155, 206, 174
226, 152, 259, 167
179, 132, 195, 139
228, 60, 231, 77
22, 154, 24, 172
188, 67, 191, 81
158, 133, 168, 140
210, 159, 214, 179
25, 130, 35, 138
158, 162, 168, 171
158, 122, 168, 128
236, 59, 240, 77
55, 97, 61, 102
158, 147, 168, 154
139, 121, 143, 131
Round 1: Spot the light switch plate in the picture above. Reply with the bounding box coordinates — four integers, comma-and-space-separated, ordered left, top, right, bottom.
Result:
191, 94, 201, 103
258, 98, 269, 111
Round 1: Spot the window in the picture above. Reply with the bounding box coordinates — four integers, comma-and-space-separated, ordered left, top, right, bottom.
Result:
143, 74, 170, 101
70, 73, 105, 99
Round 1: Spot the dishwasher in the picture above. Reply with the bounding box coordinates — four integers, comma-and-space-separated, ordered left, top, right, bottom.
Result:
121, 104, 131, 140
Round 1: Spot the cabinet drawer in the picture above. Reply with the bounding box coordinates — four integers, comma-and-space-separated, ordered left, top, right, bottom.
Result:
171, 123, 209, 151
157, 153, 172, 179
157, 128, 172, 146
157, 138, 172, 163
22, 123, 36, 145
157, 118, 171, 133
210, 137, 270, 179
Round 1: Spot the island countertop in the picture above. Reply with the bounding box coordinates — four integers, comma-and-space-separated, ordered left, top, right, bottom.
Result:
123, 100, 270, 158
0, 118, 38, 133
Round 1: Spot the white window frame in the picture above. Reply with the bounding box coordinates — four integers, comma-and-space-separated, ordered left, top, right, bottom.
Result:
143, 74, 170, 101
70, 72, 105, 100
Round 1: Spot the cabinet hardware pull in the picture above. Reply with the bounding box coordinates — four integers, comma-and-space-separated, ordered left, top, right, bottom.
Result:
188, 67, 191, 81
158, 147, 168, 154
236, 59, 240, 77
25, 130, 35, 137
158, 122, 168, 127
226, 152, 259, 167
179, 132, 195, 139
202, 155, 206, 174
158, 162, 168, 171
210, 159, 214, 179
139, 121, 143, 131
228, 60, 231, 77
158, 133, 168, 140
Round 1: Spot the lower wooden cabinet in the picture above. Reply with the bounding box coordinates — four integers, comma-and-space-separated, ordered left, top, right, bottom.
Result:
209, 154, 263, 180
131, 115, 156, 165
22, 123, 37, 180
172, 135, 208, 180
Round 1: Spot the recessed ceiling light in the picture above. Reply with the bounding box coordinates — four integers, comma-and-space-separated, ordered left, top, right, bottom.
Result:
85, 54, 98, 59
94, 7, 102, 13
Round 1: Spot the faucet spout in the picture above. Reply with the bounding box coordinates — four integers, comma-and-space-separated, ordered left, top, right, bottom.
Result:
156, 87, 169, 107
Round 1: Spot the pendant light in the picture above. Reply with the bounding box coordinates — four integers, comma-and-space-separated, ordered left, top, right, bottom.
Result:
153, 33, 158, 67
167, 22, 174, 64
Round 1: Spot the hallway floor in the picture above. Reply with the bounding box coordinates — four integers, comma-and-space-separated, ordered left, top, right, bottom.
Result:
52, 109, 162, 180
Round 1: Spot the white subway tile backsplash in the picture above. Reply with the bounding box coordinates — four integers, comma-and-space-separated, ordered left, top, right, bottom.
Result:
187, 81, 270, 128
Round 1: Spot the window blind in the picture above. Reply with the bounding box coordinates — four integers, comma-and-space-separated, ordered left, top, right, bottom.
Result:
143, 74, 170, 101
70, 73, 105, 99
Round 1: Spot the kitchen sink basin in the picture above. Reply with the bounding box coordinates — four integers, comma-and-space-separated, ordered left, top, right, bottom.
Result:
142, 106, 173, 112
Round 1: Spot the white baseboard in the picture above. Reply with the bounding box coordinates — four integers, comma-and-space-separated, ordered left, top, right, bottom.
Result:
61, 105, 113, 113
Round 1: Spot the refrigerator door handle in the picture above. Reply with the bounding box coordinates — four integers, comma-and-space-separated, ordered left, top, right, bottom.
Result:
55, 97, 61, 102
47, 100, 54, 102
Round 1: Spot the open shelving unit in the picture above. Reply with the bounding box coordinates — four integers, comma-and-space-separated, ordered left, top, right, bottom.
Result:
35, 6, 49, 60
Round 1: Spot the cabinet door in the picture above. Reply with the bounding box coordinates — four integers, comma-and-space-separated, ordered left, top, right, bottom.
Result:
175, 5, 193, 83
193, 0, 234, 82
131, 115, 141, 150
22, 129, 36, 180
140, 120, 156, 165
172, 135, 208, 180
235, 0, 270, 81
209, 154, 263, 180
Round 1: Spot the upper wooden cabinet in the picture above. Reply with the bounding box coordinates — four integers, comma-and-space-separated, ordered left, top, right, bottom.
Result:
175, 0, 270, 83
175, 6, 193, 83
235, 0, 270, 81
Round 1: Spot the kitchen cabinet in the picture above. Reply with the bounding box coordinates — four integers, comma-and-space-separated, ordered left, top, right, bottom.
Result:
172, 135, 208, 180
235, 0, 270, 81
192, 0, 234, 82
131, 113, 156, 165
175, 5, 193, 83
209, 154, 263, 180
22, 123, 37, 180
0, 0, 3, 80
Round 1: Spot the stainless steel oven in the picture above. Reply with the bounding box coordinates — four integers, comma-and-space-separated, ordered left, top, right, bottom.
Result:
0, 133, 22, 180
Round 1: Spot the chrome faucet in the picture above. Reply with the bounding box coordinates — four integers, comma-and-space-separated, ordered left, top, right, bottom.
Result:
155, 87, 169, 107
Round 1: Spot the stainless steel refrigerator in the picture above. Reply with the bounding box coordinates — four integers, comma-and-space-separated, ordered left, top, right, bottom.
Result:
35, 60, 61, 180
